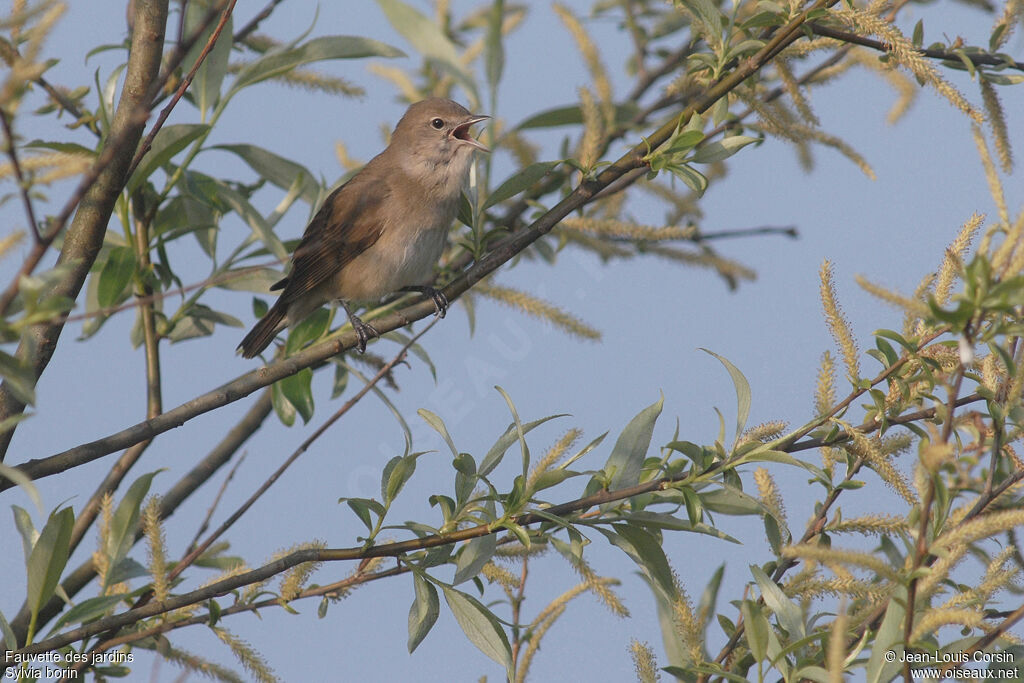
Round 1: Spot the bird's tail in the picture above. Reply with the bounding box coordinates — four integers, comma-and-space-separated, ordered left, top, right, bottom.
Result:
238, 303, 287, 359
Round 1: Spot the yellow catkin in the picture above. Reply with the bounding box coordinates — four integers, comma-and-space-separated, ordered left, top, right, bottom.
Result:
829, 514, 908, 535
212, 628, 276, 683
527, 428, 581, 489
855, 275, 930, 316
827, 602, 849, 683
646, 245, 756, 284
831, 7, 982, 124
776, 58, 818, 126
474, 282, 601, 340
974, 125, 1011, 235
935, 509, 1024, 550
570, 555, 629, 617
782, 544, 899, 582
820, 260, 860, 381
1002, 211, 1024, 278
839, 421, 917, 505
671, 573, 703, 664
980, 79, 1013, 173
741, 420, 789, 444
93, 493, 115, 592
909, 608, 985, 643
0, 150, 91, 182
366, 64, 420, 103
0, 231, 24, 261
481, 561, 520, 592
225, 63, 363, 97
516, 604, 565, 683
934, 213, 984, 305
278, 541, 326, 601
159, 645, 245, 683
577, 86, 603, 170
142, 496, 169, 603
560, 216, 699, 242
943, 547, 1018, 608
552, 3, 614, 127
754, 467, 787, 526
990, 0, 1024, 51
630, 640, 661, 683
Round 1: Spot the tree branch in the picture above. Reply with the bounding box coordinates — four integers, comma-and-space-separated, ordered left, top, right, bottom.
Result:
0, 0, 170, 459
809, 22, 1024, 72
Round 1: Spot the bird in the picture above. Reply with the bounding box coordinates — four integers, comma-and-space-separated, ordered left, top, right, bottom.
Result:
238, 98, 489, 359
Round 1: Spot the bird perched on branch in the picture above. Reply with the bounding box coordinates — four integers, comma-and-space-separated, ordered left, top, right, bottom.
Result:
238, 98, 489, 358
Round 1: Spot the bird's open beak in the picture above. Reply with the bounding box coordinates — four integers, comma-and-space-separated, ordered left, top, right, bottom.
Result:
453, 115, 490, 153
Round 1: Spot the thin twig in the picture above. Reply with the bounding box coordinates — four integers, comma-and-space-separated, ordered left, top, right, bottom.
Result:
187, 452, 247, 553
73, 319, 439, 658
233, 0, 285, 44
1, 0, 839, 488
125, 0, 238, 180
0, 108, 41, 241
809, 22, 1024, 72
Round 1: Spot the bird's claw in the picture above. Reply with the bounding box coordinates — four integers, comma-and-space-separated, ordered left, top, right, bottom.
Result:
401, 285, 448, 318
351, 317, 379, 353
427, 287, 448, 319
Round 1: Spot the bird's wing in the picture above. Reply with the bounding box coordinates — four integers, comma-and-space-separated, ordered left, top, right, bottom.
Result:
274, 179, 386, 303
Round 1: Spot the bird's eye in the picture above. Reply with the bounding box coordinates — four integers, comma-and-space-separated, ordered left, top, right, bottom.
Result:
430, 117, 444, 129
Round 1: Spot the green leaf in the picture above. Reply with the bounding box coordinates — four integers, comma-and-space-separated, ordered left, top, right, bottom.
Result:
50, 594, 127, 632
480, 414, 565, 477
494, 386, 529, 477
603, 396, 663, 492
529, 468, 573, 493
740, 600, 769, 662
105, 471, 161, 587
279, 367, 315, 424
664, 129, 706, 156
376, 0, 478, 103
184, 0, 232, 116
483, 160, 561, 210
407, 573, 439, 652
485, 0, 505, 90
27, 506, 74, 622
285, 308, 330, 354
271, 376, 295, 426
12, 505, 37, 563
213, 181, 288, 261
606, 524, 675, 600
669, 162, 708, 195
0, 350, 37, 407
0, 609, 17, 650
516, 103, 637, 129
689, 135, 759, 164
441, 585, 513, 673
96, 246, 136, 309
230, 35, 405, 95
214, 144, 320, 204
417, 408, 459, 458
383, 454, 417, 504
680, 0, 723, 39
453, 534, 496, 585
750, 565, 804, 639
700, 487, 762, 516
127, 123, 210, 194
866, 586, 905, 683
701, 349, 751, 445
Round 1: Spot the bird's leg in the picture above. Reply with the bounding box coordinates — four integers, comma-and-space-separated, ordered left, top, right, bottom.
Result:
339, 300, 378, 353
400, 285, 448, 318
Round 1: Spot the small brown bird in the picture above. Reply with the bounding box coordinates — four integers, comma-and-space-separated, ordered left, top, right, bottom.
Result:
238, 98, 488, 358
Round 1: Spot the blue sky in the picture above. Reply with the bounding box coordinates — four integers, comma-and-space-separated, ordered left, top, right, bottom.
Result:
3, 0, 1024, 681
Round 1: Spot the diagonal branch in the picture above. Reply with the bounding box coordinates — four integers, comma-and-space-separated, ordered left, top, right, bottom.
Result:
0, 0, 837, 488
809, 22, 1024, 72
